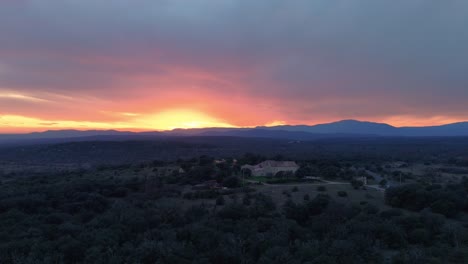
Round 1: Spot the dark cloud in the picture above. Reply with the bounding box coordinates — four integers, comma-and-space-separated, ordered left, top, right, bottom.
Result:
1, 0, 468, 126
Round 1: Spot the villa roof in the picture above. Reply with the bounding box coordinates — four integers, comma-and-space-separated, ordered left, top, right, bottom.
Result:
257, 160, 298, 168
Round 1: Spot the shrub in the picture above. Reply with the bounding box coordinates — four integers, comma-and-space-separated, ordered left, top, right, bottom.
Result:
107, 187, 129, 198
385, 184, 430, 211
363, 204, 379, 214
380, 209, 403, 219
379, 179, 388, 187
351, 179, 364, 189
337, 191, 348, 197
216, 196, 225, 206
317, 186, 326, 192
249, 193, 276, 218
218, 203, 249, 220
242, 195, 251, 206
306, 194, 331, 216
223, 176, 241, 188
184, 206, 208, 222
408, 228, 430, 244
183, 190, 218, 200
430, 199, 458, 218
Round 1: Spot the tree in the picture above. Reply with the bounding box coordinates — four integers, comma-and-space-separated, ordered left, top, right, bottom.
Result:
408, 229, 430, 244
431, 199, 458, 218
321, 166, 340, 179
283, 200, 309, 224
223, 176, 241, 188
295, 166, 310, 178
198, 155, 214, 166
284, 171, 295, 178
239, 153, 265, 165
241, 168, 252, 177
218, 203, 249, 220
216, 196, 225, 206
317, 186, 326, 192
306, 194, 330, 215
385, 184, 430, 211
242, 195, 251, 206
249, 193, 276, 218
379, 179, 388, 188
337, 191, 348, 197
275, 171, 285, 178
351, 179, 364, 189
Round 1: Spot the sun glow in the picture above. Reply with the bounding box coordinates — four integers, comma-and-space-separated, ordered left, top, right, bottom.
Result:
138, 109, 235, 130
0, 109, 236, 133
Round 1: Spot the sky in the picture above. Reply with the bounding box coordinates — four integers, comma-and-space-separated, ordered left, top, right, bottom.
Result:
1, 0, 468, 133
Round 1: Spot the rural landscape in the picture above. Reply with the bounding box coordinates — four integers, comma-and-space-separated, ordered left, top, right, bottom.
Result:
2, 1, 468, 263
1, 129, 468, 263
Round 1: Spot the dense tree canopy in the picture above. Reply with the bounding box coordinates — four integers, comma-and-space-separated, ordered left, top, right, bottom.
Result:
0, 159, 468, 264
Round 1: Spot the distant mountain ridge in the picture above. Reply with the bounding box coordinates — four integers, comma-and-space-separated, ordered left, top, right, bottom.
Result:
258, 120, 468, 137
257, 120, 396, 135
1, 120, 468, 145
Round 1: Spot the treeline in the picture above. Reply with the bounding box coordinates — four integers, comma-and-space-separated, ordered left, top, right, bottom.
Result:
2, 136, 468, 165
0, 166, 468, 263
385, 178, 468, 218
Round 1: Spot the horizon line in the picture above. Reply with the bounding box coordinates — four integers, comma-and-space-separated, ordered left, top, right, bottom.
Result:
1, 119, 467, 135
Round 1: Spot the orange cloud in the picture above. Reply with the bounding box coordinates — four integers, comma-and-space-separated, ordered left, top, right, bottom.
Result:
0, 108, 237, 133
380, 115, 468, 127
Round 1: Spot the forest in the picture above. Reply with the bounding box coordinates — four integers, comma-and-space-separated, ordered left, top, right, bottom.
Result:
1, 150, 468, 264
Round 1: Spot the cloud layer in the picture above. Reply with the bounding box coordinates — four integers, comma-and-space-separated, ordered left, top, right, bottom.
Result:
1, 0, 468, 132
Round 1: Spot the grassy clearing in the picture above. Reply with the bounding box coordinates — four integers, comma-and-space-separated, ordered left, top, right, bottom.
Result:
246, 176, 271, 183
256, 182, 388, 209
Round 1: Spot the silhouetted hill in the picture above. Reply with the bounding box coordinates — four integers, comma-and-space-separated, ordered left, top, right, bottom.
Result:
261, 120, 396, 135
1, 120, 468, 146
398, 122, 468, 136
259, 120, 468, 136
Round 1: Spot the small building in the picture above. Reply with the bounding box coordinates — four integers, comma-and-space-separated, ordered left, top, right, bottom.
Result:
356, 176, 368, 185
241, 160, 299, 177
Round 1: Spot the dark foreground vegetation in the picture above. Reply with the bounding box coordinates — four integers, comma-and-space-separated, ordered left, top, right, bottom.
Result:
1, 136, 468, 165
1, 152, 468, 264
1, 137, 468, 263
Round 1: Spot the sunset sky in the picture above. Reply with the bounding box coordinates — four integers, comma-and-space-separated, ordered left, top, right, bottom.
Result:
1, 1, 468, 133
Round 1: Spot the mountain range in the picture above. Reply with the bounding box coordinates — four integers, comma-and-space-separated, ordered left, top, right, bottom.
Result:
1, 120, 468, 145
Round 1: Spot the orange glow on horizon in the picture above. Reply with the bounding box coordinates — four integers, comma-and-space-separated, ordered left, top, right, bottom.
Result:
1, 109, 467, 134
380, 115, 467, 127
0, 109, 237, 133
135, 109, 235, 130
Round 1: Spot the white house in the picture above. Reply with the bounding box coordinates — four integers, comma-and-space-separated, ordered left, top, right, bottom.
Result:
241, 160, 299, 177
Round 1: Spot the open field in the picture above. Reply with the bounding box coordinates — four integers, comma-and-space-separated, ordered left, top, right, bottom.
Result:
255, 182, 387, 208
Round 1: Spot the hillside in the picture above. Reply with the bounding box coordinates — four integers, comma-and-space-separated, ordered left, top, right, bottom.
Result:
2, 120, 468, 147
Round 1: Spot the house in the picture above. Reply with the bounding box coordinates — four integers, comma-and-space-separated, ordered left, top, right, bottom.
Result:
356, 176, 368, 185
241, 160, 299, 177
